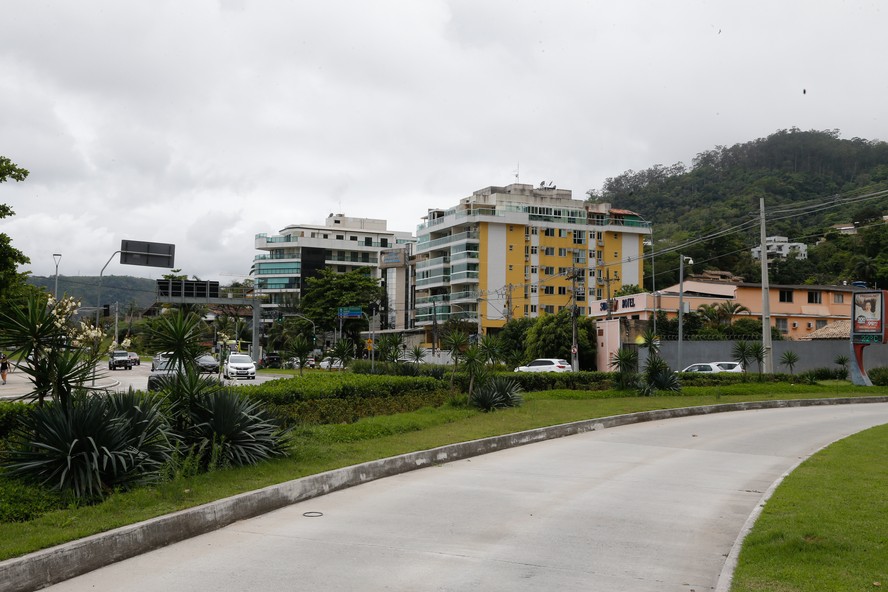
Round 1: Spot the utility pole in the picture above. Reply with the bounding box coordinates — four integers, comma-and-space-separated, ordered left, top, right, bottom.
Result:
760, 197, 774, 373
570, 264, 580, 372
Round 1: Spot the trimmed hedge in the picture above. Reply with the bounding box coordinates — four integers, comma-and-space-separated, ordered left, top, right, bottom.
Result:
0, 402, 30, 443
237, 374, 451, 425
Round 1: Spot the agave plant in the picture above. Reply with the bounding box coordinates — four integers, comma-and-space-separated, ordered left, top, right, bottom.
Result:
187, 390, 289, 468
637, 355, 680, 396
4, 392, 174, 498
470, 376, 523, 412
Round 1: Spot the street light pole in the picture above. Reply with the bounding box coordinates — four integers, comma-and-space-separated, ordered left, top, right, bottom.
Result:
677, 254, 693, 372
52, 253, 62, 299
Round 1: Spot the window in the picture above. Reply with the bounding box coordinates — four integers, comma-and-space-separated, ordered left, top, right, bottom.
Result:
543, 305, 555, 314
380, 238, 388, 247
364, 237, 372, 246
530, 304, 537, 313
597, 250, 603, 260
543, 286, 555, 295
558, 248, 567, 257
543, 266, 554, 275
336, 235, 344, 240
807, 291, 822, 304
613, 233, 619, 239
531, 227, 538, 235
350, 236, 358, 241
816, 319, 827, 329
559, 229, 568, 238
573, 230, 585, 245
833, 293, 844, 304
530, 284, 537, 293
508, 265, 513, 271
509, 244, 513, 251
543, 247, 555, 256
779, 290, 793, 303
776, 318, 788, 333
531, 246, 538, 254
530, 265, 538, 274
596, 289, 602, 299
558, 286, 567, 295
613, 251, 619, 259
544, 228, 555, 237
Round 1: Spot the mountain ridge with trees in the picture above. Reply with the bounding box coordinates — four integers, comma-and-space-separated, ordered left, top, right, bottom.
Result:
587, 128, 888, 290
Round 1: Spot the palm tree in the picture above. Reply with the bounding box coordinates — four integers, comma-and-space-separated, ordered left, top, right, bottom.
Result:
407, 345, 426, 364
751, 342, 766, 380
852, 255, 878, 286
610, 348, 639, 390
329, 339, 354, 370
442, 330, 469, 388
286, 334, 313, 375
478, 334, 502, 367
780, 350, 800, 375
732, 340, 755, 381
716, 301, 750, 325
696, 303, 721, 328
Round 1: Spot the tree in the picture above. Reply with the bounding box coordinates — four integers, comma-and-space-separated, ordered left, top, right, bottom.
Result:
780, 350, 800, 375
286, 334, 313, 375
301, 269, 383, 334
0, 157, 35, 306
613, 284, 642, 297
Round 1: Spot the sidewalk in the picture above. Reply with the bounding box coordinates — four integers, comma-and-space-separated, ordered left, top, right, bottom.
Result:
0, 365, 118, 401
0, 365, 34, 400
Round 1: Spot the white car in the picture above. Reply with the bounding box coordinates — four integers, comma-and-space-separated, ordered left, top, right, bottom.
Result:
223, 354, 257, 380
318, 357, 344, 370
680, 361, 743, 373
515, 358, 572, 373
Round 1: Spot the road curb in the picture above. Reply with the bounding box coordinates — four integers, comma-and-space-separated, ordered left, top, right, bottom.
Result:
3, 396, 888, 592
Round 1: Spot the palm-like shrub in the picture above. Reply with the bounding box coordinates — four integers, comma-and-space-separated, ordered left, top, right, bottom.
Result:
4, 393, 174, 498
610, 348, 638, 390
187, 390, 288, 468
780, 350, 800, 374
637, 355, 680, 396
470, 376, 523, 412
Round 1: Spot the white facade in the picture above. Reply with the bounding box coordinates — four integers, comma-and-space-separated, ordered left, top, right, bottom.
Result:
751, 236, 808, 260
252, 213, 415, 329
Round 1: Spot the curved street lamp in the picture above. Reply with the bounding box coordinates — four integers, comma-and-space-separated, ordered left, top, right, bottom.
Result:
53, 253, 62, 299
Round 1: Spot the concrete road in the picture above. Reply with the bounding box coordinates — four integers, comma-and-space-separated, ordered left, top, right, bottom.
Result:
42, 403, 888, 592
0, 362, 286, 400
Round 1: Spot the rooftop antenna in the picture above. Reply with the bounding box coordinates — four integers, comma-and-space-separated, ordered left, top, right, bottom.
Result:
514, 161, 520, 183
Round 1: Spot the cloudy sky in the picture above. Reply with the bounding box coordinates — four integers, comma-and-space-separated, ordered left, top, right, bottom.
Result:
2, 1, 886, 282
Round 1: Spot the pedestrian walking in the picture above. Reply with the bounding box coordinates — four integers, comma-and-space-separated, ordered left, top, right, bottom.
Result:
0, 353, 9, 385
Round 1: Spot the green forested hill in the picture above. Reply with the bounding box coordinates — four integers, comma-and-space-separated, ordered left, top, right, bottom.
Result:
589, 128, 888, 290
27, 275, 159, 313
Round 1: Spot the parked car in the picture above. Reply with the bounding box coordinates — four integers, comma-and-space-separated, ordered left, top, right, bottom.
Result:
151, 351, 173, 371
147, 359, 179, 391
128, 352, 141, 366
680, 361, 744, 373
318, 357, 344, 370
108, 350, 133, 371
260, 352, 282, 368
223, 354, 256, 380
195, 353, 220, 373
514, 358, 572, 373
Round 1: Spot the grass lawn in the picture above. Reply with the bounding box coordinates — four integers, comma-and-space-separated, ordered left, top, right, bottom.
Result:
1, 379, 887, 592
729, 422, 888, 591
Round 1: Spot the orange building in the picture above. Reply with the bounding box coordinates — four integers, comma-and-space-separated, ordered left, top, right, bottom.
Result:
590, 280, 857, 337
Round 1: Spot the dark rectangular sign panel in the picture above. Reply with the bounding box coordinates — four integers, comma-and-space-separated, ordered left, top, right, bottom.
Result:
120, 240, 175, 268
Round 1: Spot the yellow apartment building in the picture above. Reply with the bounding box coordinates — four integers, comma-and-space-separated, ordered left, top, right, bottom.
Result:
414, 183, 650, 343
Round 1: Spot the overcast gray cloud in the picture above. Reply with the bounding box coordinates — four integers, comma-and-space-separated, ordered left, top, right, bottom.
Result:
2, 0, 886, 281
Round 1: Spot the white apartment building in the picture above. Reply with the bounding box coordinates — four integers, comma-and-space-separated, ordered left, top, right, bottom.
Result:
252, 213, 415, 330
751, 236, 808, 260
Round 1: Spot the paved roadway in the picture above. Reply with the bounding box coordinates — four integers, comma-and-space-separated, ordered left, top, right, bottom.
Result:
41, 402, 888, 592
0, 361, 284, 400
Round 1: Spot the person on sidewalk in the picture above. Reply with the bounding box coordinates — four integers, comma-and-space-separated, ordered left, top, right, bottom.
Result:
0, 353, 9, 385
